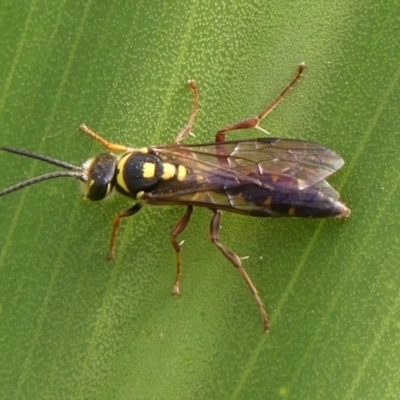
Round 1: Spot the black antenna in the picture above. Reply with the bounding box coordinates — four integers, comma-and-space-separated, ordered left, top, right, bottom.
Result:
1, 146, 80, 171
0, 147, 85, 197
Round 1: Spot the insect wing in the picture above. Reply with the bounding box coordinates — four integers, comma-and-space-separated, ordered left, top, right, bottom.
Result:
182, 138, 343, 187
154, 138, 344, 189
144, 138, 345, 216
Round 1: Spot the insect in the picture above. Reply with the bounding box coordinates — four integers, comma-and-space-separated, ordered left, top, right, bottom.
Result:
0, 63, 350, 331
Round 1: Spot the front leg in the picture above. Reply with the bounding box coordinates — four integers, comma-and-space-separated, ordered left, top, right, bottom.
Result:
108, 203, 142, 260
79, 123, 133, 152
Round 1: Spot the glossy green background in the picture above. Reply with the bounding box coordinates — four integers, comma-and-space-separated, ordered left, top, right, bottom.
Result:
1, 1, 399, 399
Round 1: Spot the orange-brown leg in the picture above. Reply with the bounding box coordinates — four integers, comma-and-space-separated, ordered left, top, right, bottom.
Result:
108, 203, 142, 260
216, 63, 306, 143
79, 123, 131, 152
210, 209, 270, 331
170, 206, 193, 295
174, 80, 200, 144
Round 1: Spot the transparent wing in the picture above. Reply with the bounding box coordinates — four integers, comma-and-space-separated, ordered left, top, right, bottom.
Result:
153, 137, 344, 191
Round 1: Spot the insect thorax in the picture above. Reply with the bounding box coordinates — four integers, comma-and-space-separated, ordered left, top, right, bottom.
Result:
115, 151, 187, 198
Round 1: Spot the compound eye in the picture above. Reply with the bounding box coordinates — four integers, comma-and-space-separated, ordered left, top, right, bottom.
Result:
87, 179, 112, 201
82, 153, 117, 201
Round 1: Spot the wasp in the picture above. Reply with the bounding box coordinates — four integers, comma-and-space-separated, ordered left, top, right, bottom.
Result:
0, 64, 350, 331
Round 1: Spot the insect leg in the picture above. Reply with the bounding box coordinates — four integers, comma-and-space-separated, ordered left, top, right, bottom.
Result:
216, 63, 306, 142
108, 203, 142, 260
170, 206, 193, 295
174, 80, 200, 144
210, 210, 270, 331
79, 124, 131, 152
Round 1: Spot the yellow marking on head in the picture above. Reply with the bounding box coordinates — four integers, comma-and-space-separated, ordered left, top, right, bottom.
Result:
161, 163, 176, 180
80, 181, 91, 199
116, 153, 131, 193
80, 179, 96, 199
143, 162, 156, 178
271, 174, 279, 183
288, 207, 296, 216
106, 182, 112, 196
138, 147, 149, 154
264, 196, 272, 206
136, 191, 145, 200
177, 165, 187, 182
82, 180, 97, 201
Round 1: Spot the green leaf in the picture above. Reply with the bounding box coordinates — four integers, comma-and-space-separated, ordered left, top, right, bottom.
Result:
1, 1, 399, 399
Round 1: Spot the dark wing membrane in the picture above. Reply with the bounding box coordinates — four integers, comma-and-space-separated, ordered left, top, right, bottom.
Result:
144, 179, 342, 217
227, 138, 344, 189
154, 137, 344, 188
143, 138, 345, 217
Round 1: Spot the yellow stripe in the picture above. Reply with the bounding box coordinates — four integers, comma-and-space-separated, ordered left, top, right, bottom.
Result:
116, 153, 131, 192
161, 163, 176, 180
177, 165, 187, 181
264, 196, 272, 206
288, 207, 296, 216
143, 162, 156, 178
271, 174, 279, 183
